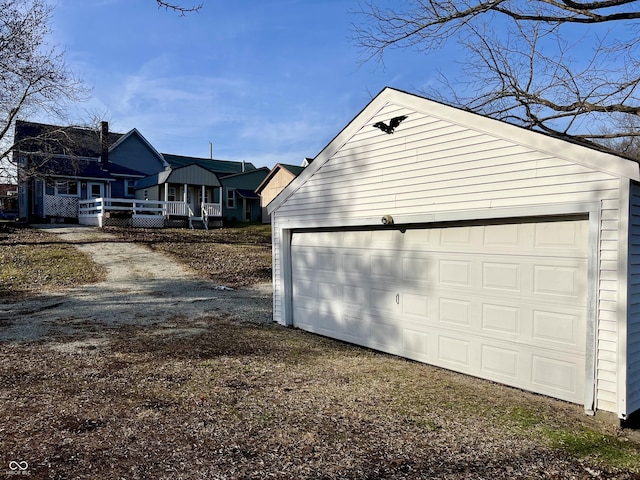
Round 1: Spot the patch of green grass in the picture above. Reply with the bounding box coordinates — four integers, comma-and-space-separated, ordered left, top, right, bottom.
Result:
544, 427, 639, 470
507, 405, 546, 429
505, 405, 640, 472
0, 243, 105, 297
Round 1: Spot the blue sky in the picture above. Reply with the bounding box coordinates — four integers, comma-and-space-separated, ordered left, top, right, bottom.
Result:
48, 0, 439, 169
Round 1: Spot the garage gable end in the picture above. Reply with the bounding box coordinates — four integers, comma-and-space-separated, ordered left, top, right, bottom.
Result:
269, 87, 639, 217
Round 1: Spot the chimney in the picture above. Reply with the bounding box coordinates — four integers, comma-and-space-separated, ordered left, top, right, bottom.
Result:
100, 121, 109, 169
241, 160, 245, 172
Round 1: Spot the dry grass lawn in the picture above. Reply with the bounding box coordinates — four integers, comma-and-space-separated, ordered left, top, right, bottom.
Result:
1, 225, 639, 479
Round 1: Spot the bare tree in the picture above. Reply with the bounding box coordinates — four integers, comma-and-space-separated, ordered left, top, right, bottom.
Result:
0, 0, 88, 183
155, 0, 202, 15
353, 1, 640, 149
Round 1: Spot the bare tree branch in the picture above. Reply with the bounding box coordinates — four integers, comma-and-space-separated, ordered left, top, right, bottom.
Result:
353, 0, 640, 150
155, 0, 202, 15
0, 0, 89, 182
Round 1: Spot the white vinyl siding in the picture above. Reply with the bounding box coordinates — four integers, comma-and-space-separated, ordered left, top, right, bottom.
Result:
273, 102, 624, 414
626, 181, 640, 415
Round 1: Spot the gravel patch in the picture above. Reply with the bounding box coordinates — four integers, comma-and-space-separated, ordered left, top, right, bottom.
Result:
0, 225, 272, 343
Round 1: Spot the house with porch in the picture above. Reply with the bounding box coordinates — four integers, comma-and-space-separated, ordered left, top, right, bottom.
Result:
14, 120, 258, 228
14, 120, 149, 222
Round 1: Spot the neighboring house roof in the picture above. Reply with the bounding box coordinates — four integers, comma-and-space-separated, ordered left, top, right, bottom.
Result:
220, 167, 270, 189
135, 163, 222, 190
14, 120, 124, 158
236, 189, 259, 199
255, 163, 305, 194
162, 153, 256, 175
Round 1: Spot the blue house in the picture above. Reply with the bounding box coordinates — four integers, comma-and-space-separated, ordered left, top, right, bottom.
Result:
14, 121, 148, 222
14, 120, 261, 228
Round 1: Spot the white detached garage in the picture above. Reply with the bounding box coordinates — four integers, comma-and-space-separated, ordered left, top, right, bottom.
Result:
269, 87, 640, 420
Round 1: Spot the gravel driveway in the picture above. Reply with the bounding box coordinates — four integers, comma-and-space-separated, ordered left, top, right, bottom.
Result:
0, 225, 272, 343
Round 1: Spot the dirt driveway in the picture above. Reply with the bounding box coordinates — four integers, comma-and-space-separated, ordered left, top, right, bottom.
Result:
0, 225, 272, 343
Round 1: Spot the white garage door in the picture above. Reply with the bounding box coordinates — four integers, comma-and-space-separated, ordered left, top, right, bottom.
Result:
291, 219, 589, 404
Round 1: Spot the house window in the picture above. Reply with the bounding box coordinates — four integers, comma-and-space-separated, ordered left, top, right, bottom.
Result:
89, 184, 103, 198
55, 181, 78, 196
226, 189, 236, 209
125, 179, 136, 197
168, 187, 176, 202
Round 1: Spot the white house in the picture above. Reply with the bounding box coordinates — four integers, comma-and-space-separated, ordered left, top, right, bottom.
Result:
269, 87, 640, 421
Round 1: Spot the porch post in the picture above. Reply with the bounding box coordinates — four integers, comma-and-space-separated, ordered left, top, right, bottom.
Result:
183, 184, 188, 215
201, 185, 205, 215
164, 183, 169, 216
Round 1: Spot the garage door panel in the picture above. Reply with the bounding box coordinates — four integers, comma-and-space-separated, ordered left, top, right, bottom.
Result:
317, 306, 342, 337
291, 218, 588, 405
342, 310, 370, 340
439, 298, 472, 327
438, 336, 471, 366
401, 292, 430, 320
531, 353, 582, 398
439, 259, 472, 286
534, 220, 586, 251
480, 344, 520, 379
403, 328, 431, 360
370, 318, 402, 353
533, 263, 586, 299
532, 309, 582, 348
481, 303, 520, 336
483, 223, 521, 247
370, 254, 401, 279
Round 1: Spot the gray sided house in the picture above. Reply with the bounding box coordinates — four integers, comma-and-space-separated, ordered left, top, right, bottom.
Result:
269, 87, 640, 420
134, 154, 259, 228
220, 167, 270, 223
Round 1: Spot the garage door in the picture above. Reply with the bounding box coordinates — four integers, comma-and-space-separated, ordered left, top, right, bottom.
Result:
291, 219, 589, 404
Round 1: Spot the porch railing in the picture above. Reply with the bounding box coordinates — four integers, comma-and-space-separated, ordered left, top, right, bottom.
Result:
79, 198, 223, 219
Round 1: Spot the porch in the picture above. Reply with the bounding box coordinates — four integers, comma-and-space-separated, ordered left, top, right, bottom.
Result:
78, 197, 222, 229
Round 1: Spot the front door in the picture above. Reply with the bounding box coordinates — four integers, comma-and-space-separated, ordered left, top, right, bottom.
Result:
244, 199, 251, 222
188, 188, 198, 216
87, 182, 104, 199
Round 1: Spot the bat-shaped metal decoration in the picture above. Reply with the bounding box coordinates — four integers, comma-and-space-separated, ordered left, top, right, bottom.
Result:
373, 115, 408, 134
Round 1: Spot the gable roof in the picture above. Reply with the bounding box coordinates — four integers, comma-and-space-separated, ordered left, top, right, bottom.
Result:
14, 120, 124, 158
255, 163, 305, 195
135, 163, 224, 190
109, 128, 168, 168
162, 153, 256, 175
269, 87, 640, 214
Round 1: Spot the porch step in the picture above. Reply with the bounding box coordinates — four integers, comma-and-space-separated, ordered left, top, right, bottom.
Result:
189, 217, 208, 230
